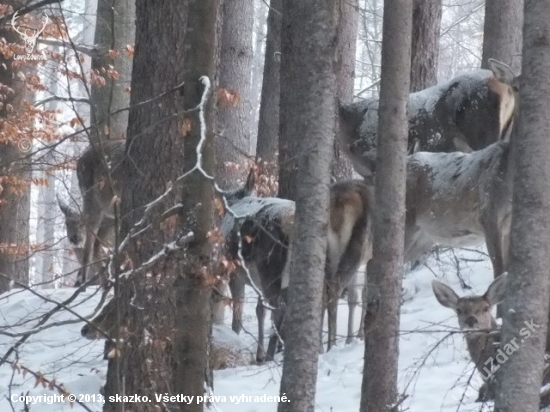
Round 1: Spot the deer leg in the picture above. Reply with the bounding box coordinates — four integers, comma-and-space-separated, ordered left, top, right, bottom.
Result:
346, 282, 358, 344
357, 271, 367, 340
229, 268, 246, 334
327, 284, 339, 351
256, 298, 266, 363
78, 219, 101, 286
483, 219, 506, 317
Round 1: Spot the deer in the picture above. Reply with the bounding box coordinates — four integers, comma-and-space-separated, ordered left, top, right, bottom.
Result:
403, 59, 518, 290
339, 61, 516, 178
222, 179, 373, 362
432, 275, 507, 401
58, 140, 125, 286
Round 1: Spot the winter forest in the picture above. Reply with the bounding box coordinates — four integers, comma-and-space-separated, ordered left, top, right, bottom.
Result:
0, 0, 550, 411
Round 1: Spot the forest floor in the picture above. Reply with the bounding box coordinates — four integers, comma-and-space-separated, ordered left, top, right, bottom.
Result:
0, 248, 508, 411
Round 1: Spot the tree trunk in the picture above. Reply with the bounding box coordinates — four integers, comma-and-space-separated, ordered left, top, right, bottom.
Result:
102, 0, 189, 410
249, 1, 268, 152
332, 0, 358, 181
482, 0, 523, 73
494, 2, 550, 410
90, 0, 135, 143
0, 9, 30, 293
256, 0, 282, 177
175, 0, 220, 408
277, 1, 338, 411
410, 0, 441, 92
360, 0, 412, 411
215, 0, 254, 188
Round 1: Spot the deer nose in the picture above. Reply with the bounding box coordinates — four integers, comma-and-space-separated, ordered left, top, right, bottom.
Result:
81, 324, 91, 338
465, 316, 478, 328
70, 234, 79, 244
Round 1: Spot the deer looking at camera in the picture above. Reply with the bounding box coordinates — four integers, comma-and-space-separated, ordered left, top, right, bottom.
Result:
432, 275, 507, 400
59, 139, 125, 285
339, 59, 516, 178
222, 179, 373, 362
403, 59, 518, 285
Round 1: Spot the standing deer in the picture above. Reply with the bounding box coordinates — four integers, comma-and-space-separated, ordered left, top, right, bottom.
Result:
432, 275, 507, 400
403, 59, 518, 284
222, 179, 373, 361
339, 62, 516, 177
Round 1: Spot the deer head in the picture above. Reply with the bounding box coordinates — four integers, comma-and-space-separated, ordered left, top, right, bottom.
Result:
432, 274, 508, 331
11, 11, 49, 55
58, 196, 84, 247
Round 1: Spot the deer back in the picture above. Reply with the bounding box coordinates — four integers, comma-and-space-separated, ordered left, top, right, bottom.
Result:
77, 140, 125, 222
339, 66, 516, 177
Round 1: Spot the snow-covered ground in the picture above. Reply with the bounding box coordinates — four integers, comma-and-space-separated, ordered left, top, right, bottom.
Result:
0, 248, 498, 411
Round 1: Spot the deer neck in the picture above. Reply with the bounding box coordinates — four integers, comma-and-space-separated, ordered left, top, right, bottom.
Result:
465, 329, 499, 373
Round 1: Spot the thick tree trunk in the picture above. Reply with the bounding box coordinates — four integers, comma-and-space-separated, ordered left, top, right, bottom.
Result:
90, 0, 135, 143
359, 0, 412, 411
0, 12, 30, 293
410, 0, 441, 92
102, 1, 189, 410
332, 0, 358, 181
494, 2, 550, 410
482, 0, 523, 73
256, 0, 282, 177
277, 1, 337, 411
215, 0, 254, 187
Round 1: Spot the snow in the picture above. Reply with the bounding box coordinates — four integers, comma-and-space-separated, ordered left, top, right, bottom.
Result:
0, 248, 512, 411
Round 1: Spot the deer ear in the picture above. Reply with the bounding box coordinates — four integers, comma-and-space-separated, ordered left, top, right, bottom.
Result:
57, 196, 77, 218
483, 273, 508, 306
488, 59, 516, 86
243, 167, 255, 197
432, 280, 459, 310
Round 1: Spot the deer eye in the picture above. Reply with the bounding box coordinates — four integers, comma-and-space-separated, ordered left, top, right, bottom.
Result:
483, 306, 490, 312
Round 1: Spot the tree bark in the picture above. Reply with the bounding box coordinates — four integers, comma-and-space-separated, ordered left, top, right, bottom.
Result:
360, 0, 412, 411
256, 0, 282, 177
102, 0, 189, 410
494, 2, 550, 410
277, 1, 338, 411
215, 0, 254, 188
332, 0, 358, 181
90, 0, 135, 143
0, 7, 30, 293
482, 0, 523, 73
175, 0, 220, 408
410, 0, 441, 92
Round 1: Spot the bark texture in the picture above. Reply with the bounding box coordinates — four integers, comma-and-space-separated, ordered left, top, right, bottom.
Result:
332, 0, 358, 180
494, 1, 550, 410
277, 1, 338, 411
215, 0, 254, 187
90, 0, 135, 142
410, 0, 441, 92
482, 0, 523, 73
256, 0, 282, 176
360, 0, 412, 411
102, 0, 189, 410
0, 9, 30, 293
176, 0, 220, 407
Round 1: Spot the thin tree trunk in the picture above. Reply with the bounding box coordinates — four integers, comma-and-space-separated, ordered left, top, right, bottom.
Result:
332, 0, 358, 181
90, 0, 135, 143
256, 0, 282, 177
410, 0, 441, 92
277, 1, 338, 411
175, 0, 220, 408
360, 0, 412, 411
215, 0, 254, 187
494, 2, 550, 410
482, 0, 523, 73
0, 8, 30, 293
